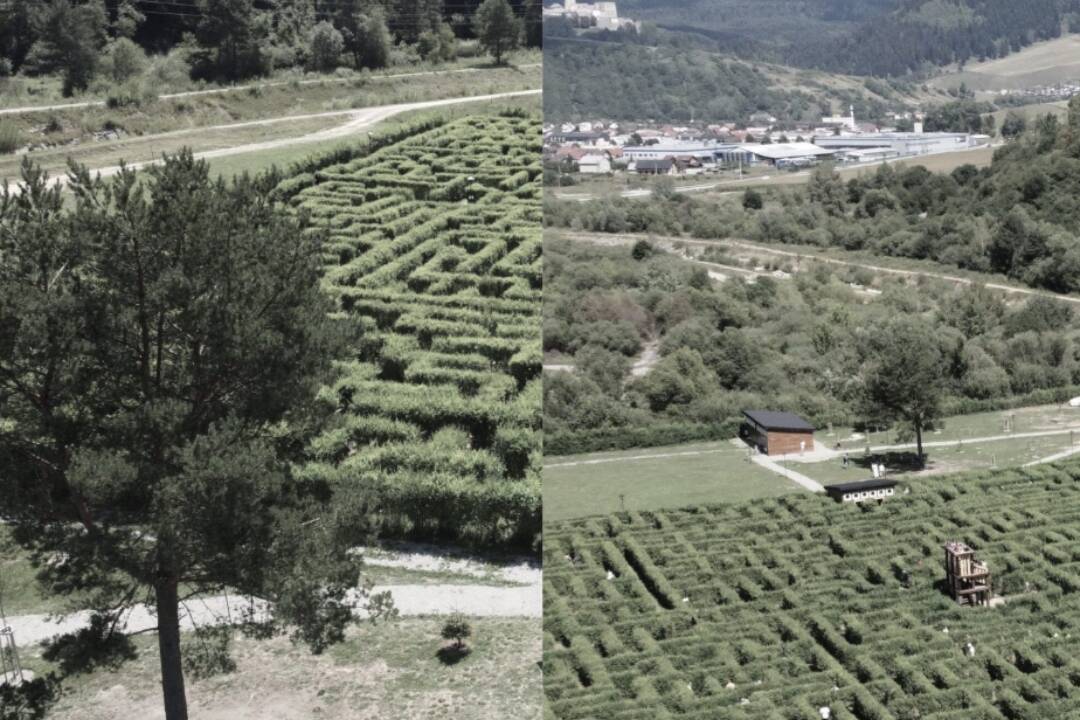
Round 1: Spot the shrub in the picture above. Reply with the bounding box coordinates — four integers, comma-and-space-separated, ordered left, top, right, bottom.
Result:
441, 613, 473, 648
0, 122, 22, 154
309, 21, 344, 73
103, 37, 147, 83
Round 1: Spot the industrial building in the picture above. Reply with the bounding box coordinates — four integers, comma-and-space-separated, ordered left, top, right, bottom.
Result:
622, 143, 721, 163
815, 132, 987, 158
741, 142, 838, 167
741, 410, 816, 456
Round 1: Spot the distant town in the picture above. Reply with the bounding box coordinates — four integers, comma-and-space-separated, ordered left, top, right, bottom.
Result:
543, 106, 993, 178
541, 0, 640, 32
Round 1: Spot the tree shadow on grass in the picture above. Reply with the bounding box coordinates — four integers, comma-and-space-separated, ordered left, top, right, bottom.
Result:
850, 451, 926, 473
436, 644, 472, 666
41, 612, 137, 676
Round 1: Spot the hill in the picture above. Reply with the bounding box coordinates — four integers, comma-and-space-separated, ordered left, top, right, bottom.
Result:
933, 34, 1080, 93
542, 32, 938, 123
543, 459, 1080, 719
606, 0, 1080, 76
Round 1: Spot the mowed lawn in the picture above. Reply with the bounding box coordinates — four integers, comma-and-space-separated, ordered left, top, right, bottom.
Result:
543, 441, 809, 521
823, 403, 1080, 450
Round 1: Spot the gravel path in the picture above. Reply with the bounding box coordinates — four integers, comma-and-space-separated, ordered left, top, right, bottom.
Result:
750, 454, 825, 493
5, 89, 540, 194
3, 546, 541, 647
561, 231, 1080, 306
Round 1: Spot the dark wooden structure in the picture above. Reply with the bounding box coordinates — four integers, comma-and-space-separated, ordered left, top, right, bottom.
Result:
741, 410, 815, 456
944, 541, 991, 607
824, 479, 898, 504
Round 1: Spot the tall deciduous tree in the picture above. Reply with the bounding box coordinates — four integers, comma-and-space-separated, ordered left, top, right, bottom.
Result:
0, 155, 393, 720
195, 0, 267, 80
473, 0, 521, 65
25, 0, 108, 96
394, 0, 443, 44
860, 317, 949, 464
334, 1, 392, 70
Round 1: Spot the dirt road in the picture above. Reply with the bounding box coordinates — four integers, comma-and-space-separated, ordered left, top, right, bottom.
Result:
7, 89, 540, 192
559, 231, 1080, 305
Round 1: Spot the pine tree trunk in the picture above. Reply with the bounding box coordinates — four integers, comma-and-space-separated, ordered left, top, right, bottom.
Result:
156, 577, 189, 720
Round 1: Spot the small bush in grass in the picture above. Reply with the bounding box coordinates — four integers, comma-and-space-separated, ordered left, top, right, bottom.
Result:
182, 625, 237, 680
441, 613, 473, 649
0, 122, 22, 154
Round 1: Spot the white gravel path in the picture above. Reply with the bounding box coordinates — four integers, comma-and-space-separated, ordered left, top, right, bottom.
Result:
3, 545, 541, 648
5, 89, 540, 194
750, 453, 825, 493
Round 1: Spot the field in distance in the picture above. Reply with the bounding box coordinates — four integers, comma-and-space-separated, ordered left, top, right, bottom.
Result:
932, 34, 1080, 93
544, 458, 1080, 719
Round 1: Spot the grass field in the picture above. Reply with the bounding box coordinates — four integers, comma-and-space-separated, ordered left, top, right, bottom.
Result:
543, 405, 1080, 522
799, 433, 1080, 486
932, 34, 1080, 92
544, 441, 809, 521
15, 618, 541, 720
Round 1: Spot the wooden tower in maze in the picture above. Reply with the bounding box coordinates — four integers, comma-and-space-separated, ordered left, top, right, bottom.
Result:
944, 541, 992, 607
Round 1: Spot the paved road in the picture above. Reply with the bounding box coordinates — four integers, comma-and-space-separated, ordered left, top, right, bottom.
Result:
8, 89, 540, 192
560, 231, 1080, 306
0, 64, 542, 116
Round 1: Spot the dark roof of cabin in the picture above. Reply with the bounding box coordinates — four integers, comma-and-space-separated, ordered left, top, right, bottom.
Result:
825, 479, 899, 494
742, 410, 814, 432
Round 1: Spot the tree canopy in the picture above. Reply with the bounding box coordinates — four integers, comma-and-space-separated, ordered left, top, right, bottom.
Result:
0, 155, 393, 720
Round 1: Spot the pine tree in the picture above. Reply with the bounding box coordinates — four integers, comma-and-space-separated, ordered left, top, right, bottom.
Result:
0, 154, 395, 720
473, 0, 521, 65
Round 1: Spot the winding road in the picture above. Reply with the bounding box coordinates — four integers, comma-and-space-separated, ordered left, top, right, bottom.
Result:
9, 89, 540, 193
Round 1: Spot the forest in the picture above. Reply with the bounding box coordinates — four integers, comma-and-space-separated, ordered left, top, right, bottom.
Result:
609, 0, 1080, 76
0, 0, 542, 95
543, 235, 1080, 455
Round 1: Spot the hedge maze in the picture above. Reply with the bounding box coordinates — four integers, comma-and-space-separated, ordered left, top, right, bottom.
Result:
544, 461, 1080, 719
281, 111, 542, 548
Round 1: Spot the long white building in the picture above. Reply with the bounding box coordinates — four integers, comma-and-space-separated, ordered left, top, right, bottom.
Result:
815, 132, 986, 157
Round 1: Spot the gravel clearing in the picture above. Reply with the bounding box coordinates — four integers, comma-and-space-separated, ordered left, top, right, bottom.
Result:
4, 545, 541, 647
